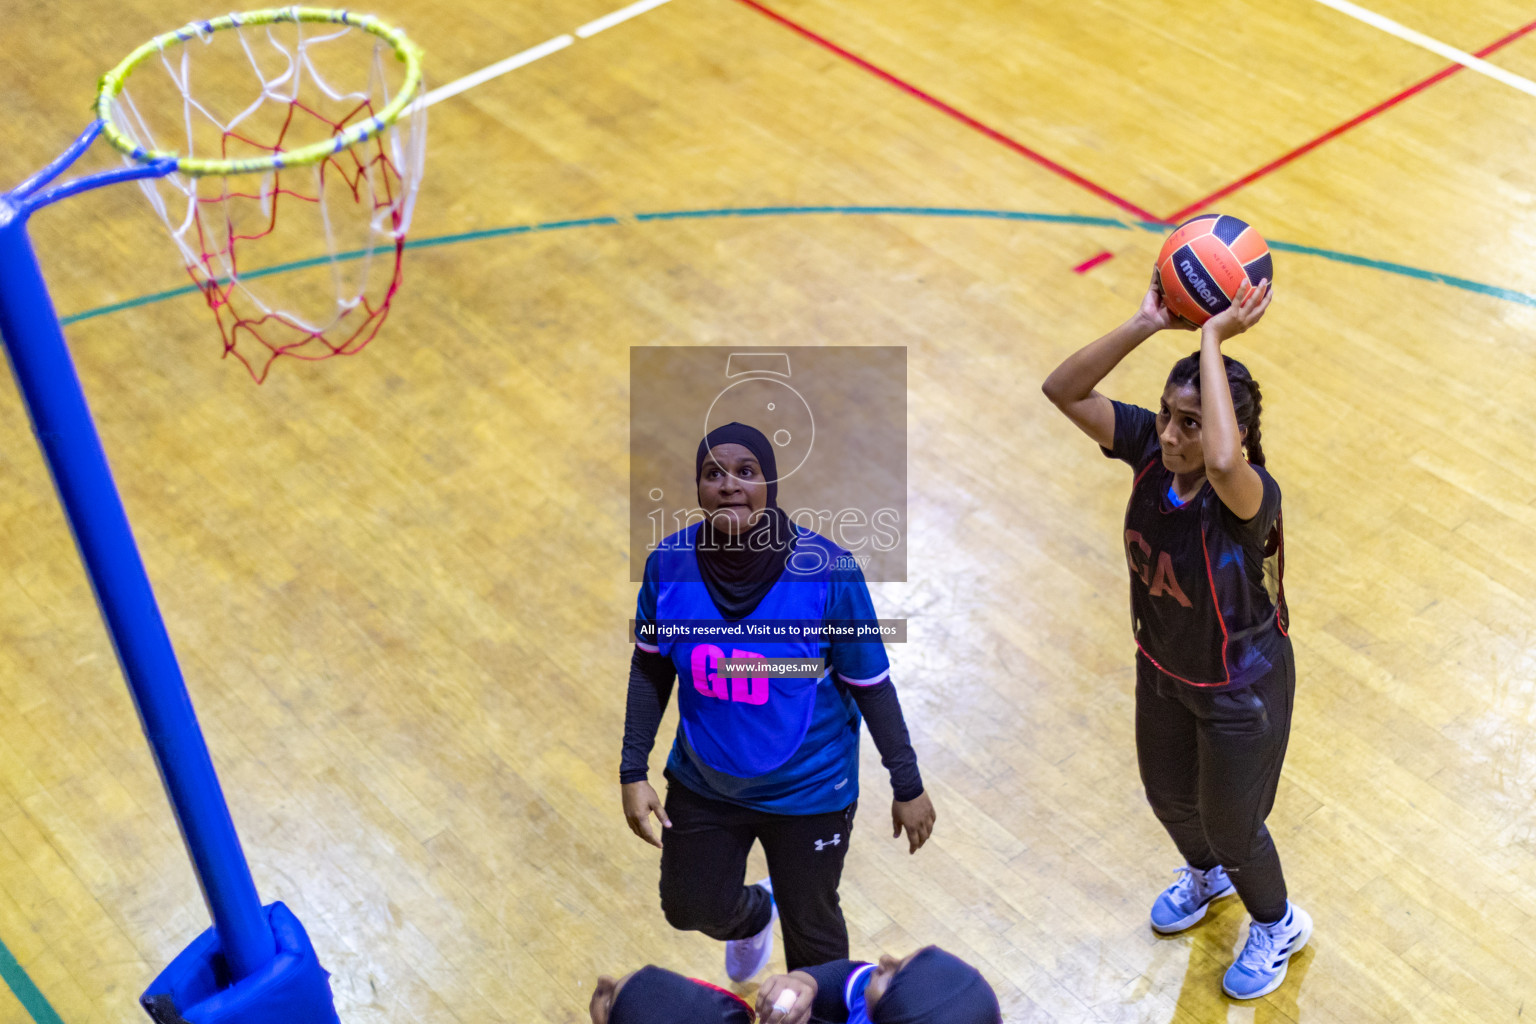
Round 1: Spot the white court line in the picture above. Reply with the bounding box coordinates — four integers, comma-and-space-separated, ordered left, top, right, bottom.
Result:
418, 35, 575, 109
413, 0, 677, 112
1310, 0, 1536, 99
577, 0, 675, 39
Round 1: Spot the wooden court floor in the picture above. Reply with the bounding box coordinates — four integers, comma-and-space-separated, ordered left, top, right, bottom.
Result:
3, 0, 1536, 1021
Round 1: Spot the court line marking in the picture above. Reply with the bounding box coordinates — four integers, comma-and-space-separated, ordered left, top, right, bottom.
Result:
577, 0, 675, 39
417, 0, 679, 110
729, 0, 1160, 222
56, 206, 1536, 329
730, 0, 1536, 226
1073, 251, 1115, 274
418, 35, 575, 109
1167, 16, 1536, 221
1310, 0, 1536, 99
0, 940, 65, 1024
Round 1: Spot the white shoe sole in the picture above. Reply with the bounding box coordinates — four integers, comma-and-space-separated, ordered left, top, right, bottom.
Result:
1222, 909, 1314, 1000
1150, 882, 1236, 935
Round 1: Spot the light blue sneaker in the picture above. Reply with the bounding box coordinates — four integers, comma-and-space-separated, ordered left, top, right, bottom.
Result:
725, 878, 776, 982
1223, 901, 1313, 1000
1150, 864, 1236, 934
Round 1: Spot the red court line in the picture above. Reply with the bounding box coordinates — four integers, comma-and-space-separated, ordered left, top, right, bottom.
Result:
734, 0, 1536, 230
1073, 251, 1115, 274
730, 0, 1160, 222
1163, 18, 1536, 222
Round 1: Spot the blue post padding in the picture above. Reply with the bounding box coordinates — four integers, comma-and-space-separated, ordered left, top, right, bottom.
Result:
141, 903, 340, 1024
0, 192, 273, 980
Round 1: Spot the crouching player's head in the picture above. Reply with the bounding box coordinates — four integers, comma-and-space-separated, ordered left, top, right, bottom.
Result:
590, 966, 753, 1024
758, 945, 1002, 1024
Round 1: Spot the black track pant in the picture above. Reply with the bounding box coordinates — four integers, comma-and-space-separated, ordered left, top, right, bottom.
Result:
659, 774, 856, 971
1135, 638, 1295, 924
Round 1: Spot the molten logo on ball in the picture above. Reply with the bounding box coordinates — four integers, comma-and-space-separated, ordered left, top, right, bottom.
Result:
1179, 258, 1224, 309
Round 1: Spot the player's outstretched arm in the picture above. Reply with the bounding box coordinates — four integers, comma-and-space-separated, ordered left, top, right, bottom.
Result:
1043, 271, 1191, 449
1197, 279, 1271, 520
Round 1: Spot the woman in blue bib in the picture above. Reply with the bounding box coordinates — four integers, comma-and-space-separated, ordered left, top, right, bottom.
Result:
620, 422, 936, 981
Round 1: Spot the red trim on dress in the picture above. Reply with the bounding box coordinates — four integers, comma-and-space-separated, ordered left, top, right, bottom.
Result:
689, 979, 756, 1019
1136, 641, 1230, 688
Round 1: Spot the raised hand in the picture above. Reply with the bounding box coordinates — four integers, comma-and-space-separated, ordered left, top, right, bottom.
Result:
1203, 278, 1272, 344
1138, 269, 1199, 332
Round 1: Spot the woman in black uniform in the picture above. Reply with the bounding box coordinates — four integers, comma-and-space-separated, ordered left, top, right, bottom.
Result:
1042, 273, 1310, 1000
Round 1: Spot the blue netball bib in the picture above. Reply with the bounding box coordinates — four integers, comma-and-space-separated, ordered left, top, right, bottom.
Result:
656, 525, 832, 778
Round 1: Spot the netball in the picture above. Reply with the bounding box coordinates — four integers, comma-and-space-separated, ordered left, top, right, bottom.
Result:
1156, 214, 1274, 325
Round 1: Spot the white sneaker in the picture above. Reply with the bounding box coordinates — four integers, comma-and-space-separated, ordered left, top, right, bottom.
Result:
1149, 864, 1235, 934
1223, 901, 1313, 1000
724, 878, 776, 982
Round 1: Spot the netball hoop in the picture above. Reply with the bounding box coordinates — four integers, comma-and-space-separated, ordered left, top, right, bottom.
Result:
97, 7, 427, 381
0, 9, 424, 1023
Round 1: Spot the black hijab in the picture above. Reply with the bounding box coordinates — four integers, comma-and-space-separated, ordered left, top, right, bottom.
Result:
873, 948, 1001, 1024
609, 967, 753, 1024
694, 422, 796, 620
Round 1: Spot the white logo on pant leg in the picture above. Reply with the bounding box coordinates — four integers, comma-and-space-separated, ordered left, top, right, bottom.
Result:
814, 834, 841, 852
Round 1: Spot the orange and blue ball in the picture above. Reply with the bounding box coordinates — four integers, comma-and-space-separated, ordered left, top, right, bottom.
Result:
1156, 214, 1273, 326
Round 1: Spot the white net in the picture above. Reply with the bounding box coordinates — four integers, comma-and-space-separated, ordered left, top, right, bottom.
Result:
103, 14, 426, 381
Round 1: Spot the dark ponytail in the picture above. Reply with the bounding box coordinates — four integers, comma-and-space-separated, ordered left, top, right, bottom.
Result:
1165, 353, 1266, 466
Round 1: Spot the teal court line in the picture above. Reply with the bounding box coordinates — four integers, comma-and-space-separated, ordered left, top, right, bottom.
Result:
58, 205, 1536, 326
0, 938, 65, 1024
